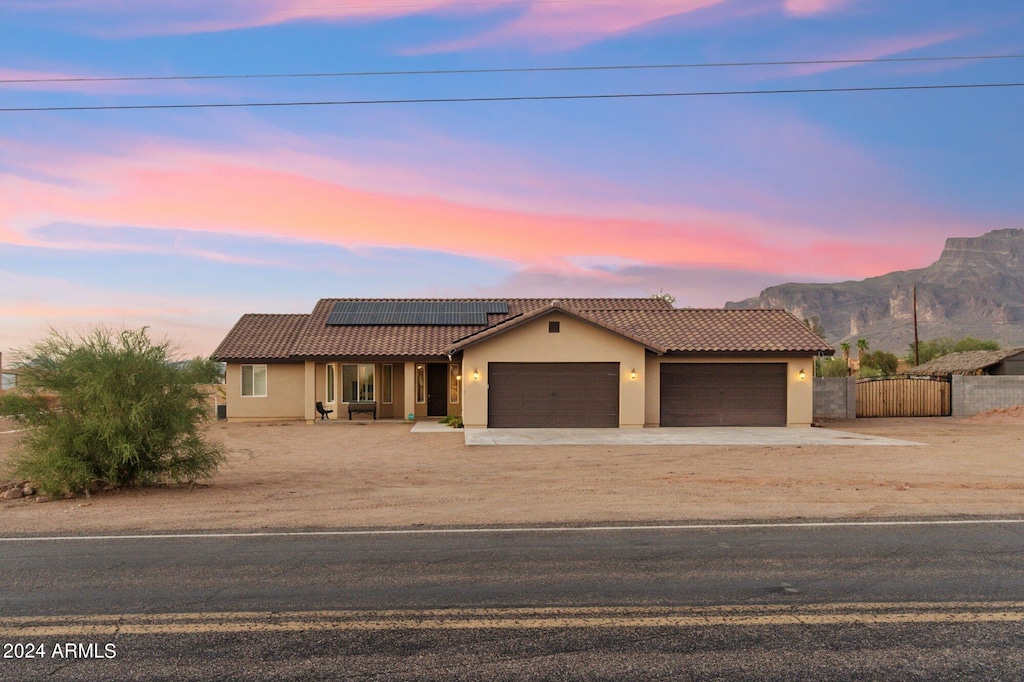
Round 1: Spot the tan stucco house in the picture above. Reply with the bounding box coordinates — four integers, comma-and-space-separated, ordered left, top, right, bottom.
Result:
211, 298, 832, 428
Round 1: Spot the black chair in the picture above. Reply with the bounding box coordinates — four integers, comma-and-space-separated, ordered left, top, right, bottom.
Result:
315, 401, 334, 420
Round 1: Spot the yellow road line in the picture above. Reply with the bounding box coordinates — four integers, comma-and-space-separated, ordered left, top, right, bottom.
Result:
4, 602, 1024, 636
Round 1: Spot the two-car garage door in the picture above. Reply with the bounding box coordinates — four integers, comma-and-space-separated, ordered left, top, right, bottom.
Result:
660, 363, 787, 427
485, 361, 788, 427
487, 362, 619, 428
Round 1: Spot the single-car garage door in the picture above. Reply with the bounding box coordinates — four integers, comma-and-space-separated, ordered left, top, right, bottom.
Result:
488, 362, 619, 428
661, 363, 787, 427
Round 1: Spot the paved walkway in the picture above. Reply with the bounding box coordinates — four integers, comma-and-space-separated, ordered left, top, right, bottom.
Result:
464, 427, 921, 446
410, 419, 457, 433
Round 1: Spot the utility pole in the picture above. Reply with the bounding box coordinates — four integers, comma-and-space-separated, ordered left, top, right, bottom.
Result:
913, 286, 920, 366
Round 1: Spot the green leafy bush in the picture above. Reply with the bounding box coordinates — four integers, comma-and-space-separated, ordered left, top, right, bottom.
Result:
860, 350, 899, 376
815, 357, 849, 377
440, 414, 464, 429
0, 327, 225, 495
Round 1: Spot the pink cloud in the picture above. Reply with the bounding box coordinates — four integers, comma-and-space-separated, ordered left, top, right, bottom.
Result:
783, 0, 850, 16
1, 138, 933, 280
778, 29, 968, 78
9, 0, 499, 36
11, 0, 734, 48
412, 0, 730, 53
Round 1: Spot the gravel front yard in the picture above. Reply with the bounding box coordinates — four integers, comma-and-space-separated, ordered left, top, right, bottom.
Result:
2, 413, 1023, 534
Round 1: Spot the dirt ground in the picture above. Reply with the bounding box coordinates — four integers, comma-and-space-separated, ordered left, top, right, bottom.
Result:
1, 411, 1023, 534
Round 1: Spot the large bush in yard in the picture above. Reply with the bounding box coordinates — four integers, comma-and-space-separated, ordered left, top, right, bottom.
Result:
0, 327, 225, 495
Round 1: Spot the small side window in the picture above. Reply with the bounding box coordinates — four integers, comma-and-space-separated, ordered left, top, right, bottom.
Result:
549, 321, 560, 333
241, 365, 267, 397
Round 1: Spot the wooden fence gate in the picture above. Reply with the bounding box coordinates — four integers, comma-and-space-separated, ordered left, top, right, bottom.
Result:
856, 376, 951, 417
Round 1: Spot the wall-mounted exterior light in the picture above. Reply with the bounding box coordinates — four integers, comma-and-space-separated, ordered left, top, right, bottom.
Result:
473, 369, 480, 381
630, 368, 637, 380
798, 368, 806, 381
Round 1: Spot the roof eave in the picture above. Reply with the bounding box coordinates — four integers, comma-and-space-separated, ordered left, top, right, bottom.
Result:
448, 301, 666, 355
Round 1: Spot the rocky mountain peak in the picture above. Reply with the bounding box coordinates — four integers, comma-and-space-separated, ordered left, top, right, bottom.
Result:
725, 229, 1024, 352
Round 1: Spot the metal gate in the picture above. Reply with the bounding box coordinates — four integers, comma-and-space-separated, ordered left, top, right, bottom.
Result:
856, 376, 951, 417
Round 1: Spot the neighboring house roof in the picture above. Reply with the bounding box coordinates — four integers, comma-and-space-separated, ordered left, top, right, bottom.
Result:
905, 348, 1024, 376
212, 298, 832, 361
211, 313, 310, 361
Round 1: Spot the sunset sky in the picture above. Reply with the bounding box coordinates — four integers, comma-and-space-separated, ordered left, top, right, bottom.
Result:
2, 0, 1023, 357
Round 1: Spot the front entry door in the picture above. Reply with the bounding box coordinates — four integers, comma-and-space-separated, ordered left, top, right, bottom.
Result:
427, 364, 448, 417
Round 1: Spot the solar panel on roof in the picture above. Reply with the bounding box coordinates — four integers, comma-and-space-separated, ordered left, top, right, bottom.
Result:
326, 300, 509, 325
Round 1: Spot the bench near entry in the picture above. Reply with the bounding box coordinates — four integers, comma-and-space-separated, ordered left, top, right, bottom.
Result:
348, 402, 377, 420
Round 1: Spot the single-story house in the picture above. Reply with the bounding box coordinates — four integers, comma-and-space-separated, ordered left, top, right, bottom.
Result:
905, 348, 1024, 377
211, 298, 833, 428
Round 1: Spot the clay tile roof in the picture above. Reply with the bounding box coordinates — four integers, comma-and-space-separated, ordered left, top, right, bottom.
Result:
449, 301, 668, 354
213, 299, 830, 360
211, 314, 309, 361
905, 348, 1024, 376
289, 298, 672, 358
587, 309, 834, 354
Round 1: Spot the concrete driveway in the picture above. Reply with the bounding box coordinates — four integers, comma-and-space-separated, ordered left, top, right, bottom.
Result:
464, 427, 921, 446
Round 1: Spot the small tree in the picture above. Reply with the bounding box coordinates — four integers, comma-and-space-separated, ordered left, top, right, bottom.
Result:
0, 327, 225, 495
860, 350, 899, 376
856, 338, 869, 364
815, 356, 848, 378
839, 342, 851, 375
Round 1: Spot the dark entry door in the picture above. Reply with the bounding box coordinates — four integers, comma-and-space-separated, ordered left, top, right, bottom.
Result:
660, 363, 787, 427
487, 362, 619, 428
427, 364, 448, 417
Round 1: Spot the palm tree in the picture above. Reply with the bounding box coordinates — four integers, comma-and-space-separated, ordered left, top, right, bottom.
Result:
839, 342, 851, 375
856, 338, 869, 365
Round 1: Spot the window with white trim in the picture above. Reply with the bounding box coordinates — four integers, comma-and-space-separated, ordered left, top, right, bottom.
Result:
449, 363, 461, 404
415, 364, 426, 404
241, 364, 267, 397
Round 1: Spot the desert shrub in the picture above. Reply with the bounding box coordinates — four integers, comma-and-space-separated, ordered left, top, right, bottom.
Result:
858, 365, 883, 379
0, 327, 225, 495
440, 414, 464, 429
815, 357, 849, 377
860, 350, 899, 375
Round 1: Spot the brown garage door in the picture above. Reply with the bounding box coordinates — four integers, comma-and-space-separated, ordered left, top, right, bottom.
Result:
488, 363, 619, 428
661, 363, 787, 427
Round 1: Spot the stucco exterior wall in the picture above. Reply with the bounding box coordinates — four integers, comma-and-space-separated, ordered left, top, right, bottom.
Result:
225, 362, 306, 421
644, 355, 815, 427
460, 312, 648, 429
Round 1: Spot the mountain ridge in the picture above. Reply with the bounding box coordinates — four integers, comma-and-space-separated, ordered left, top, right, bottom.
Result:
725, 228, 1024, 352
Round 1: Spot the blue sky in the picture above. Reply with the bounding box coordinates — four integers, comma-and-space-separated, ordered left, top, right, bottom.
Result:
2, 0, 1023, 356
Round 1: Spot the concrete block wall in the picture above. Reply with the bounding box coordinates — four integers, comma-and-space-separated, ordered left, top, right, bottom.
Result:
813, 377, 857, 420
952, 375, 1024, 416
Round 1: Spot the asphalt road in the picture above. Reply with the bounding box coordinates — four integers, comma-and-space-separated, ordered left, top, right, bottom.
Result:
3, 520, 1024, 680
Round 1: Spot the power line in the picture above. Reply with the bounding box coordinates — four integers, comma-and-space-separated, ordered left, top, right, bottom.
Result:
3, 82, 1023, 113
4, 53, 1023, 85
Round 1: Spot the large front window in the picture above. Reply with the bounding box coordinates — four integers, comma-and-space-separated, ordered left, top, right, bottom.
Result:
241, 364, 267, 397
343, 364, 374, 402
